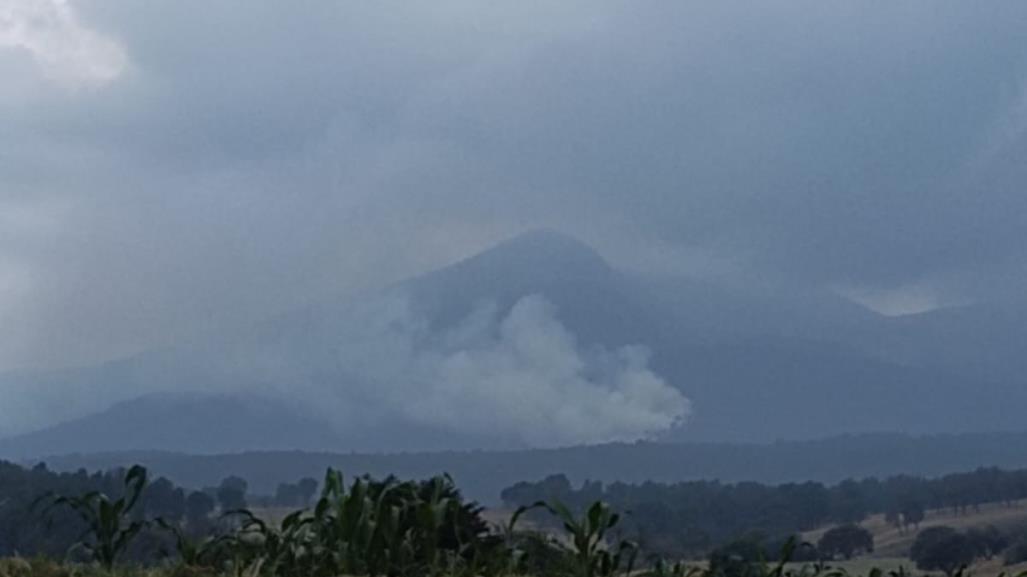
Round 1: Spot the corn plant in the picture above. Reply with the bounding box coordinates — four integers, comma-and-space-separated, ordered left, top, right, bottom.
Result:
224, 509, 313, 577
155, 517, 243, 570
37, 464, 149, 571
183, 468, 501, 577
542, 500, 637, 577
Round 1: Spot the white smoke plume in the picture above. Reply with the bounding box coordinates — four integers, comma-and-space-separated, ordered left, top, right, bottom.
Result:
318, 294, 690, 448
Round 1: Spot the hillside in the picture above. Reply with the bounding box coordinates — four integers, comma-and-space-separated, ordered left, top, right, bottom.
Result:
5, 230, 1027, 456
803, 499, 1027, 559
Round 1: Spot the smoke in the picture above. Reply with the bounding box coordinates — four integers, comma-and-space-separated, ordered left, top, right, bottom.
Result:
314, 294, 690, 448
0, 288, 690, 450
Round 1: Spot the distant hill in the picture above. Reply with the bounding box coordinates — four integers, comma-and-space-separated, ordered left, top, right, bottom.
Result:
0, 393, 341, 458
4, 229, 1027, 456
30, 432, 1027, 504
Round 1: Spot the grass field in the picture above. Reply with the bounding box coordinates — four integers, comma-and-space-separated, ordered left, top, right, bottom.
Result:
799, 500, 1027, 576
804, 500, 1027, 557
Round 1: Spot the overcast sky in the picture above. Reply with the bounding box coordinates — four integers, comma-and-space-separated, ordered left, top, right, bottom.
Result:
2, 1, 1026, 372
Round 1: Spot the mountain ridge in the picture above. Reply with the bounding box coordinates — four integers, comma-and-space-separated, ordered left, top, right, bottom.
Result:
4, 229, 1027, 456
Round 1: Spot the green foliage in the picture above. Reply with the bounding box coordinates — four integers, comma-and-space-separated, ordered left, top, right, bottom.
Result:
541, 500, 636, 577
909, 526, 978, 576
707, 536, 834, 577
1004, 537, 1027, 566
147, 471, 648, 577
965, 525, 1008, 560
37, 465, 150, 571
503, 466, 1027, 557
708, 535, 771, 577
153, 519, 231, 569
214, 479, 247, 513
270, 478, 316, 509
19, 461, 1027, 577
816, 525, 873, 560
169, 469, 502, 577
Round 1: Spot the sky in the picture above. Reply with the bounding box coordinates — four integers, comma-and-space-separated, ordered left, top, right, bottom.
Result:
1, 1, 1027, 373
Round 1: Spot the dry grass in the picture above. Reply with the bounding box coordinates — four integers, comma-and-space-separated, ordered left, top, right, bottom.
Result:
797, 500, 1027, 577
804, 500, 1027, 558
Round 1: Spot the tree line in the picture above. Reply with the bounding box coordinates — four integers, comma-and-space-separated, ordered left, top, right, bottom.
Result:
0, 460, 318, 559
9, 460, 1027, 576
501, 466, 1027, 557
3, 462, 645, 577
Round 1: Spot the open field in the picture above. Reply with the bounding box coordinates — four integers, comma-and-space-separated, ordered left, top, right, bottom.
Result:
805, 500, 1027, 558
794, 500, 1027, 577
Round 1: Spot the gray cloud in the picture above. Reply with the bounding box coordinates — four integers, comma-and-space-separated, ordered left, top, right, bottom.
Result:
2, 1, 1027, 371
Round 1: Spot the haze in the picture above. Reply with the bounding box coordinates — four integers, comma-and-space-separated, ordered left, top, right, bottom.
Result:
2, 1, 1027, 453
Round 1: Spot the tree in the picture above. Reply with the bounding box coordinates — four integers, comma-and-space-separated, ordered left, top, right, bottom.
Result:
297, 477, 318, 507
142, 477, 185, 523
708, 534, 767, 577
900, 499, 925, 531
817, 524, 873, 560
274, 482, 301, 507
830, 480, 868, 524
966, 526, 1007, 560
1004, 538, 1027, 566
216, 476, 248, 511
911, 526, 978, 576
185, 491, 215, 532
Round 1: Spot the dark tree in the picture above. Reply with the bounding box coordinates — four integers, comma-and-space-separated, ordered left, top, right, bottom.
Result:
185, 490, 215, 531
900, 499, 925, 531
817, 524, 873, 560
216, 476, 248, 511
274, 482, 300, 507
836, 480, 869, 524
1004, 538, 1027, 566
141, 477, 185, 523
709, 535, 767, 577
966, 526, 1007, 560
297, 477, 318, 506
911, 527, 979, 576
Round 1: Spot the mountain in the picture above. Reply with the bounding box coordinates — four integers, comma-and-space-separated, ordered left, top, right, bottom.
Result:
837, 303, 1027, 383
0, 393, 340, 459
3, 229, 1027, 457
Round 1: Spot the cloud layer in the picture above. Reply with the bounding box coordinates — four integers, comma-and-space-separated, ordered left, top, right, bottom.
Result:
1, 1, 1027, 372
0, 0, 126, 88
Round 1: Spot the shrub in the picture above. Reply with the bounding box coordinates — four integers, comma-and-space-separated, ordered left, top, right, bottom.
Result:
1004, 537, 1027, 566
910, 526, 979, 576
817, 524, 873, 560
708, 535, 768, 577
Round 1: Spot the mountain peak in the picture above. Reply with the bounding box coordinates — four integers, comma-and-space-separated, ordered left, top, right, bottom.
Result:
464, 229, 611, 277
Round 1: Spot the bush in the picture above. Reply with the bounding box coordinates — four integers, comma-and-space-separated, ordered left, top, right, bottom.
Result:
910, 526, 979, 576
709, 537, 767, 577
707, 533, 809, 577
966, 526, 1007, 560
1004, 538, 1027, 566
817, 524, 873, 560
